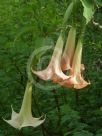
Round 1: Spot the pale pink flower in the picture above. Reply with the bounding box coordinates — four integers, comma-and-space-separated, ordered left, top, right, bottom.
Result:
60, 39, 90, 89
61, 27, 76, 71
32, 33, 69, 83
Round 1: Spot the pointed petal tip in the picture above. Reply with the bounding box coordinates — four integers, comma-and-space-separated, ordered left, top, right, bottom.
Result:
2, 117, 6, 122
31, 67, 52, 80
74, 80, 90, 90
59, 76, 90, 90
3, 118, 10, 124
31, 67, 45, 80
3, 117, 18, 129
39, 113, 46, 121
3, 118, 11, 127
31, 67, 38, 75
20, 114, 46, 129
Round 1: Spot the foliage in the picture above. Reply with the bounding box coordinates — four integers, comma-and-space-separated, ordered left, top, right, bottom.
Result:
80, 0, 94, 23
0, 0, 102, 135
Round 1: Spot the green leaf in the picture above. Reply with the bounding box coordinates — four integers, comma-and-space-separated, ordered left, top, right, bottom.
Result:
62, 2, 74, 26
95, 0, 102, 6
96, 134, 102, 136
80, 0, 94, 23
73, 130, 94, 136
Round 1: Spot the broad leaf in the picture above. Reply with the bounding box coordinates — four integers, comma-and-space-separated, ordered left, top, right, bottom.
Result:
80, 0, 94, 23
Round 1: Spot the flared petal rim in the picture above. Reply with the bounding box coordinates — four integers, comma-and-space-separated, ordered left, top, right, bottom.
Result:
3, 107, 45, 130
59, 74, 90, 89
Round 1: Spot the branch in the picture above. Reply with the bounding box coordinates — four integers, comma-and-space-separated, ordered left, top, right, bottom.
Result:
92, 19, 102, 29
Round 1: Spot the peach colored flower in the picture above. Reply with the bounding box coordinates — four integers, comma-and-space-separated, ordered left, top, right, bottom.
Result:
60, 39, 90, 89
32, 33, 69, 83
3, 82, 45, 129
61, 27, 76, 71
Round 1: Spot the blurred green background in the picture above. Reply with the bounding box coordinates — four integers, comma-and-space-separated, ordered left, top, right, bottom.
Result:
0, 0, 102, 136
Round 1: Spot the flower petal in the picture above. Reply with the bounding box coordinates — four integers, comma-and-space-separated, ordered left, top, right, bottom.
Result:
32, 33, 69, 82
3, 82, 45, 129
59, 75, 90, 89
61, 27, 76, 70
32, 67, 53, 80
59, 39, 90, 89
21, 115, 46, 128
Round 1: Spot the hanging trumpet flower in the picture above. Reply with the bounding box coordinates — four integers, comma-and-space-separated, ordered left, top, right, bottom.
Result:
61, 26, 76, 71
32, 33, 69, 83
31, 1, 74, 83
3, 82, 45, 129
60, 39, 90, 89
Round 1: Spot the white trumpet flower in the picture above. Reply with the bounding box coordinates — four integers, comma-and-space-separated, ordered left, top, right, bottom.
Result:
3, 82, 45, 129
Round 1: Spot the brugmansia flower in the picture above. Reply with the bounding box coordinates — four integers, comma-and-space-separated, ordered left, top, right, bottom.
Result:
60, 39, 90, 89
32, 33, 69, 83
61, 27, 76, 71
3, 82, 45, 129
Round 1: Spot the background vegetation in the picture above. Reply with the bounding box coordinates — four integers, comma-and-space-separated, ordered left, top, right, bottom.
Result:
0, 0, 102, 136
